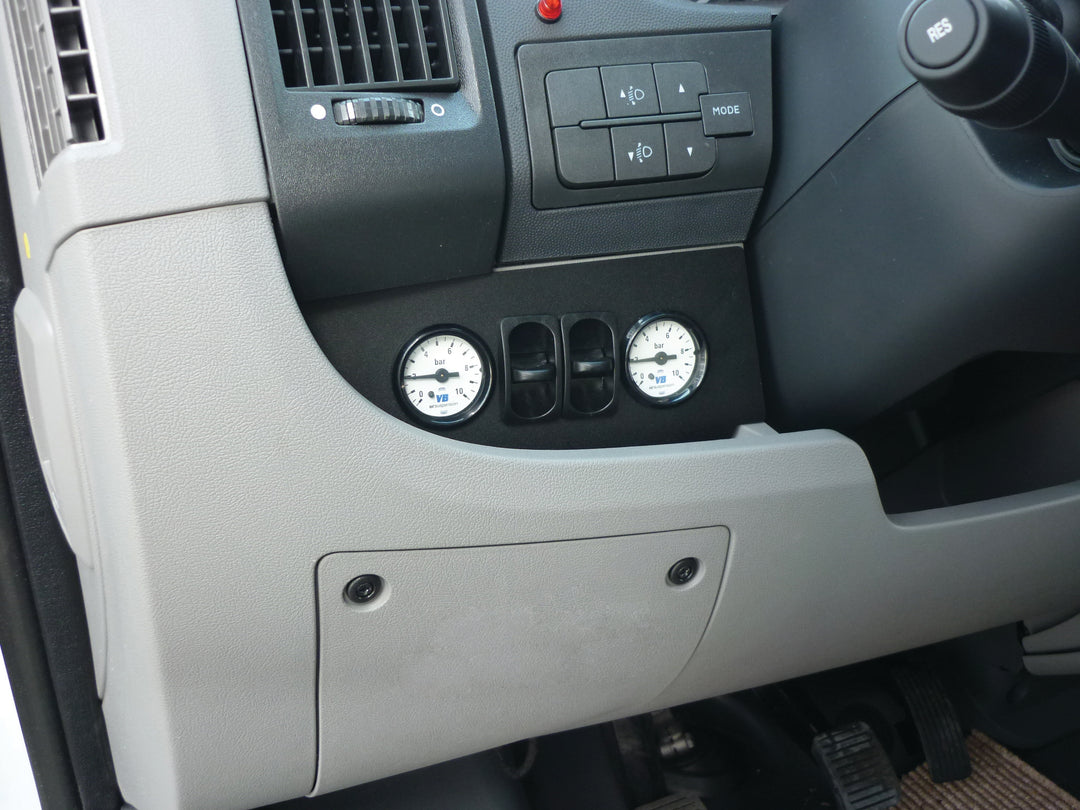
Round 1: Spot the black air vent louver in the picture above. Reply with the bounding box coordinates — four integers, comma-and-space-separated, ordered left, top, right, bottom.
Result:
269, 0, 457, 91
2, 0, 104, 182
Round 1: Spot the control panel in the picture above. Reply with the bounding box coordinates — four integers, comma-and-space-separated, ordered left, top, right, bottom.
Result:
518, 32, 772, 209
546, 62, 753, 187
236, 0, 505, 300
303, 248, 764, 451
396, 311, 710, 429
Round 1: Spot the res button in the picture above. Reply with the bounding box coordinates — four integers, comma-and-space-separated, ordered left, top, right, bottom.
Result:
905, 0, 978, 69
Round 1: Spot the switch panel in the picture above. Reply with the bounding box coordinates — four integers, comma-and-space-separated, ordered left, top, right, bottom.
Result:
551, 60, 726, 188
304, 246, 765, 450
519, 32, 772, 207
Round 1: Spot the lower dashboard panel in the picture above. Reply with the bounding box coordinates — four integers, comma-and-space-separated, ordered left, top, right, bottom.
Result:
314, 528, 728, 793
302, 247, 764, 449
31, 204, 1080, 810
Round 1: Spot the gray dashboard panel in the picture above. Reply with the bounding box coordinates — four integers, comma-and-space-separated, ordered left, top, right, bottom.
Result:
316, 528, 729, 793
0, 1, 268, 281
656, 475, 1080, 711
27, 202, 1080, 810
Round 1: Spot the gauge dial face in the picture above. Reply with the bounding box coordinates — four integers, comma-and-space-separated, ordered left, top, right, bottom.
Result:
624, 314, 707, 406
397, 328, 492, 426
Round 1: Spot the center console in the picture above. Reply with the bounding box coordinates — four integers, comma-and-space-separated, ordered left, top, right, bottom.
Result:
235, 0, 774, 449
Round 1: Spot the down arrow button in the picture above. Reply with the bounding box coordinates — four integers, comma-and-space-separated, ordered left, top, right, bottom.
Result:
664, 121, 716, 178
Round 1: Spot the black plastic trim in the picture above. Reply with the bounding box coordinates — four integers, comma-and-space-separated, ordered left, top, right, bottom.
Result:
580, 112, 701, 129
237, 0, 506, 300
752, 86, 1080, 429
303, 247, 764, 450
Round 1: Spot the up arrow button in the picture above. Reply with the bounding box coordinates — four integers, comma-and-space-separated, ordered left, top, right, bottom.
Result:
653, 61, 708, 113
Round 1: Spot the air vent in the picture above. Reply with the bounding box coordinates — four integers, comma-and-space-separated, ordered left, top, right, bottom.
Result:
269, 0, 457, 91
1, 0, 104, 182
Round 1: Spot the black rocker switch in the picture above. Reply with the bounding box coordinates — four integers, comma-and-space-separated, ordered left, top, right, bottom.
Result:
562, 314, 618, 416
501, 317, 561, 422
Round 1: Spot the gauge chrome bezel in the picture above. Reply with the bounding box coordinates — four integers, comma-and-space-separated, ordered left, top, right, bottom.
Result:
623, 312, 708, 407
395, 325, 493, 427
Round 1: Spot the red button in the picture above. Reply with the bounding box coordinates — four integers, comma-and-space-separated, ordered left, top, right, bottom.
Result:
537, 0, 562, 22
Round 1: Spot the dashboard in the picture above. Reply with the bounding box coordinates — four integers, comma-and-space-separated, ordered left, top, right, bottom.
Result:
235, 4, 774, 450
2, 1, 1080, 809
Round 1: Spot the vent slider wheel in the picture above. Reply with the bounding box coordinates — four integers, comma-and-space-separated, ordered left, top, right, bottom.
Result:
332, 96, 425, 124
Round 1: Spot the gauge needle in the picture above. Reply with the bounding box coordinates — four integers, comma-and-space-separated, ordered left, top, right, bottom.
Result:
406, 371, 461, 380
628, 354, 678, 363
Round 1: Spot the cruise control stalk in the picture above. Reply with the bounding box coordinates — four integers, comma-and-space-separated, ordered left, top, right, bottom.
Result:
899, 0, 1080, 149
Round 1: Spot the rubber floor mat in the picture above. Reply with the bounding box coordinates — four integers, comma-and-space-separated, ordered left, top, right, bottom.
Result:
897, 731, 1080, 809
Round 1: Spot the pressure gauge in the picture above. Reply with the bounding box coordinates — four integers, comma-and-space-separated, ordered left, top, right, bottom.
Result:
624, 313, 707, 406
396, 327, 493, 426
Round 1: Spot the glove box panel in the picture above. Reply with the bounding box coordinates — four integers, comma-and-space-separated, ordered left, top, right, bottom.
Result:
314, 527, 729, 793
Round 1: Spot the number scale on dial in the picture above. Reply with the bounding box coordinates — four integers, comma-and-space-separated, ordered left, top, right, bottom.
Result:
398, 330, 491, 424
625, 315, 707, 405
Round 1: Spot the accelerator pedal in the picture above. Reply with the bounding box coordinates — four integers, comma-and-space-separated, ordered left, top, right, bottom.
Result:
812, 721, 901, 810
892, 665, 972, 783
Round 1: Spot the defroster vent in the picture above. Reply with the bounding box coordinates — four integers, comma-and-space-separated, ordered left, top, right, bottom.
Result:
270, 0, 457, 91
2, 0, 104, 182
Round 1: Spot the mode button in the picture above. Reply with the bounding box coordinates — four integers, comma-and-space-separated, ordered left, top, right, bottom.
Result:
700, 92, 754, 137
